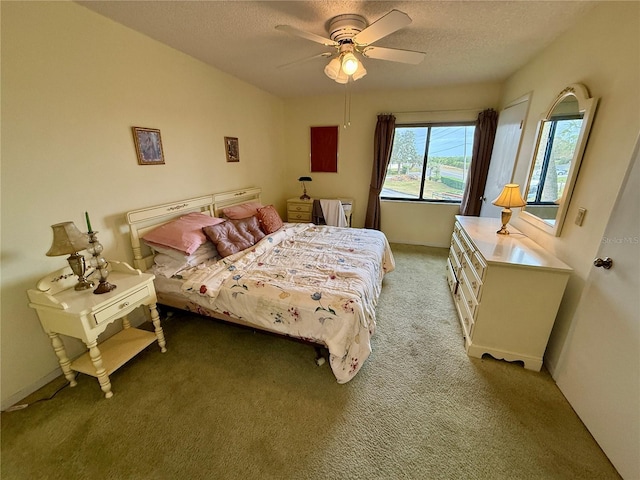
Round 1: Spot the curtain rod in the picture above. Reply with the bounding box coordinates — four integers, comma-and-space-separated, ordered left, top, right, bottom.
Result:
390, 107, 485, 115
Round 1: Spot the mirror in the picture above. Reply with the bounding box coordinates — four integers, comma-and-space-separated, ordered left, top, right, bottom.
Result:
520, 84, 598, 236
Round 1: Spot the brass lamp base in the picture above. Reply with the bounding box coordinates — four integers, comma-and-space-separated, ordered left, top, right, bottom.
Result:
497, 208, 513, 235
67, 253, 95, 290
94, 280, 116, 294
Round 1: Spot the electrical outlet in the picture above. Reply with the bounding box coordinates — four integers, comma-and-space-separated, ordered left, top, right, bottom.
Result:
575, 207, 586, 226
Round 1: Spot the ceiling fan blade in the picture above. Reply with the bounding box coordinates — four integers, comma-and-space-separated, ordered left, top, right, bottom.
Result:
353, 10, 412, 46
361, 46, 425, 65
275, 25, 338, 47
277, 52, 334, 70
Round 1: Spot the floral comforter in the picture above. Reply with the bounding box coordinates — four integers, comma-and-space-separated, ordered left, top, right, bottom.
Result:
176, 223, 395, 383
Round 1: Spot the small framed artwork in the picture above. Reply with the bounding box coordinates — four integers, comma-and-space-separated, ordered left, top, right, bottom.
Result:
224, 136, 239, 162
132, 127, 165, 165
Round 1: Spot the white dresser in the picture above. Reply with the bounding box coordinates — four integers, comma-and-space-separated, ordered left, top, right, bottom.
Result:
446, 216, 572, 371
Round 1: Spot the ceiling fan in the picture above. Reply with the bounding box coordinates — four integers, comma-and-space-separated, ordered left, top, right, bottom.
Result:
276, 9, 425, 84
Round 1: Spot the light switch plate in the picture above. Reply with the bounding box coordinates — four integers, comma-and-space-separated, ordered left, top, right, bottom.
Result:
575, 207, 586, 226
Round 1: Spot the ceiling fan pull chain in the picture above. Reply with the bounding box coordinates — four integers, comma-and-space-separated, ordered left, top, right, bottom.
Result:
343, 82, 352, 128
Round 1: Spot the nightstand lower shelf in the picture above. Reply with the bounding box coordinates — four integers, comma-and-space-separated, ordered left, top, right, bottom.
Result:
71, 327, 156, 377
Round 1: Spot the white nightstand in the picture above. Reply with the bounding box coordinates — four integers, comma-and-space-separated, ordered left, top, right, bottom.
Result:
287, 197, 314, 223
28, 261, 167, 398
287, 197, 353, 226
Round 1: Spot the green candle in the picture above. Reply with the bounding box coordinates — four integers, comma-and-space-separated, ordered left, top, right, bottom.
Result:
85, 211, 92, 232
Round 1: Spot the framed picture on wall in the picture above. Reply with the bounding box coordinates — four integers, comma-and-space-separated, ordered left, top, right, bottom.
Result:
224, 136, 239, 162
132, 127, 165, 165
310, 126, 338, 172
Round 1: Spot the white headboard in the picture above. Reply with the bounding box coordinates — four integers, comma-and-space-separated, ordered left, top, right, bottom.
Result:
212, 187, 262, 218
126, 187, 261, 271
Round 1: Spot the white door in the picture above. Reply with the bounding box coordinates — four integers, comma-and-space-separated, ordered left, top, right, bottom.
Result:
479, 94, 530, 218
555, 135, 639, 479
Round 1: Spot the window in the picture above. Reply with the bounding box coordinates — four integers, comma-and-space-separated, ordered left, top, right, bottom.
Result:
527, 115, 582, 204
382, 123, 475, 202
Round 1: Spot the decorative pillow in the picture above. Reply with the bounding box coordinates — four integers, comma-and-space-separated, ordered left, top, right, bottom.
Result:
232, 216, 265, 243
257, 205, 284, 234
222, 202, 263, 220
142, 212, 224, 255
203, 216, 265, 258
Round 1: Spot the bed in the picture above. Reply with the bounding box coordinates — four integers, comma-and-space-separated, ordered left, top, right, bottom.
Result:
126, 187, 395, 383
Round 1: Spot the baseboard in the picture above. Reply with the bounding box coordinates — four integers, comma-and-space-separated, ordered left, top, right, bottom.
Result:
388, 240, 450, 249
1, 367, 62, 411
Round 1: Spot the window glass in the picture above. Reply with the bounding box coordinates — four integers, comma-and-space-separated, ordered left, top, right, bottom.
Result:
382, 124, 475, 202
527, 117, 582, 204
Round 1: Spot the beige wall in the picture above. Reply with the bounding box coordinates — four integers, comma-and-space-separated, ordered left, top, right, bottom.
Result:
501, 1, 640, 372
1, 2, 286, 407
282, 83, 503, 245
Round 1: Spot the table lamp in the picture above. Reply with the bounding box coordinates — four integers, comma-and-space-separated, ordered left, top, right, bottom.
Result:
46, 222, 94, 290
299, 176, 312, 200
492, 184, 527, 235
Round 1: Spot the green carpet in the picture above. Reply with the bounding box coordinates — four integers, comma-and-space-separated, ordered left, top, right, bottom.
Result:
1, 244, 620, 479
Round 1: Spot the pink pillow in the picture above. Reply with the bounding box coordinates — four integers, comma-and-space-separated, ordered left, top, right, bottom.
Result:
222, 202, 263, 220
142, 212, 224, 255
257, 205, 284, 234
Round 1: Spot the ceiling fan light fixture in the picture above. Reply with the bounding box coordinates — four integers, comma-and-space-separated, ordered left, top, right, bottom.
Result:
341, 52, 359, 75
324, 57, 341, 80
334, 68, 349, 84
351, 62, 367, 81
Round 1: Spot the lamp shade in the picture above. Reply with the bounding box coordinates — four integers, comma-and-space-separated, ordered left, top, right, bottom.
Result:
298, 176, 312, 182
492, 184, 527, 208
351, 62, 367, 81
46, 222, 90, 256
341, 52, 359, 75
334, 68, 349, 84
324, 58, 341, 80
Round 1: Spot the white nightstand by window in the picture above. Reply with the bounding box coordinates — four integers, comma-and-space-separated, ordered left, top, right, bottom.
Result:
28, 261, 167, 399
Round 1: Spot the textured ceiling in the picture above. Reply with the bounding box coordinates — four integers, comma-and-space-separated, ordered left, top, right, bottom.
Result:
77, 1, 597, 98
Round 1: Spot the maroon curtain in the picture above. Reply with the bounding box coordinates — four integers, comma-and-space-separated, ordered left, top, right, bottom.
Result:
460, 109, 498, 216
365, 114, 396, 230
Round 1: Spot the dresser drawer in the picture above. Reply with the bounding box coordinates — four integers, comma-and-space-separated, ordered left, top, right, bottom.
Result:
449, 246, 462, 277
446, 258, 458, 294
93, 285, 150, 326
462, 252, 484, 301
458, 228, 476, 255
288, 211, 312, 222
459, 269, 479, 318
288, 202, 312, 213
451, 233, 465, 262
470, 250, 487, 281
456, 285, 475, 339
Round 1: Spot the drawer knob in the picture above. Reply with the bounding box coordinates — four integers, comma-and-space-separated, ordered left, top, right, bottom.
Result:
120, 301, 130, 309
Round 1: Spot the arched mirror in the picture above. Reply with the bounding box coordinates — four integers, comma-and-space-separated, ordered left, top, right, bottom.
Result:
520, 83, 598, 236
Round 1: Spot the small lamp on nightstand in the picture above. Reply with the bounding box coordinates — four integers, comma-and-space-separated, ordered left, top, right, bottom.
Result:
298, 176, 312, 200
46, 222, 94, 290
492, 184, 527, 235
